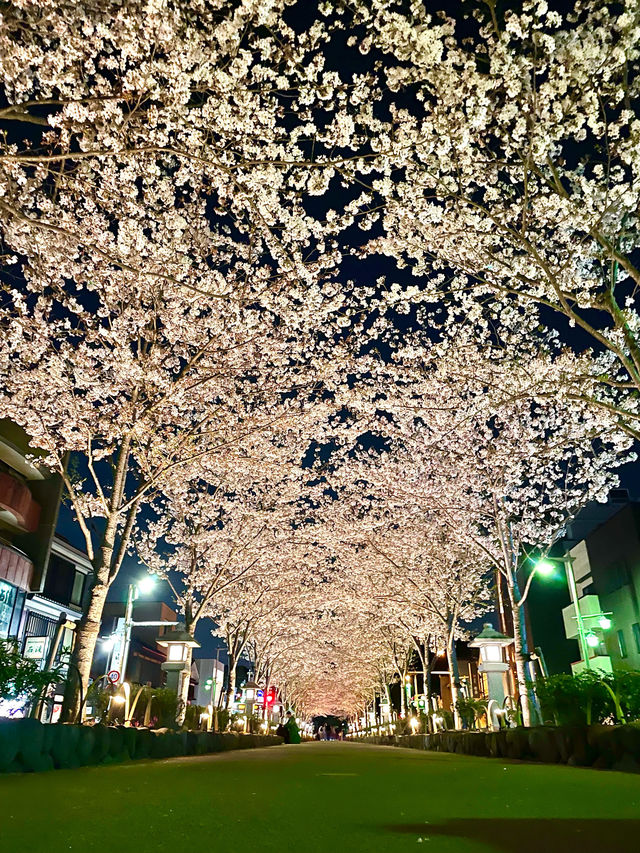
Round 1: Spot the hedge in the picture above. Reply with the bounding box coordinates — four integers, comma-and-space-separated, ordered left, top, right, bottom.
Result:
0, 719, 282, 774
358, 725, 640, 773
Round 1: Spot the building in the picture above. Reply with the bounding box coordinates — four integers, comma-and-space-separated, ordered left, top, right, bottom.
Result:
0, 419, 61, 643
564, 503, 640, 672
527, 491, 634, 675
0, 420, 96, 719
0, 420, 92, 655
20, 535, 92, 666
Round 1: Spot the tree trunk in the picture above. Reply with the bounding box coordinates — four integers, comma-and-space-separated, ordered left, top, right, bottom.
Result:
226, 657, 237, 710
510, 600, 532, 726
176, 644, 193, 726
61, 570, 110, 721
446, 636, 462, 730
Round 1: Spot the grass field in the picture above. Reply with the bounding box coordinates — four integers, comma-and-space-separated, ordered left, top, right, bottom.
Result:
1, 742, 639, 852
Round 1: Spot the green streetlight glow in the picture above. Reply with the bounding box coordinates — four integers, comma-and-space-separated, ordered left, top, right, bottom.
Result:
586, 632, 600, 648
598, 616, 612, 630
535, 560, 555, 577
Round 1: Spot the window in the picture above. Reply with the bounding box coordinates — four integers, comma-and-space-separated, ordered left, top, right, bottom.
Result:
71, 571, 85, 607
0, 580, 17, 638
44, 553, 86, 608
633, 623, 640, 655
617, 629, 628, 659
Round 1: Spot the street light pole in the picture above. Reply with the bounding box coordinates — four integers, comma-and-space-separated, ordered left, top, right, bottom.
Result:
120, 583, 136, 683
562, 554, 591, 670
106, 576, 177, 684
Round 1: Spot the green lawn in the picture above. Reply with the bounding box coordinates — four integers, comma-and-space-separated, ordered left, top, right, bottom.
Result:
1, 742, 639, 852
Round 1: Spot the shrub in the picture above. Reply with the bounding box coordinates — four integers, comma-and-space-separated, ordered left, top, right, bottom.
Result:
535, 671, 613, 726
0, 641, 60, 713
183, 703, 207, 731
456, 697, 488, 730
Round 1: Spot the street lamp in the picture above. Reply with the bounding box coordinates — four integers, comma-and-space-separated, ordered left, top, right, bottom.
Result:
534, 556, 612, 670
118, 575, 157, 682
586, 632, 600, 649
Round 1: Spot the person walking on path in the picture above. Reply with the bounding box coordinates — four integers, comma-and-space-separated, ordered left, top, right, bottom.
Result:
285, 712, 301, 744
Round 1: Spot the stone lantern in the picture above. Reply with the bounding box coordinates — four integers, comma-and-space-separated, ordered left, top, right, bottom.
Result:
157, 627, 200, 694
469, 622, 514, 730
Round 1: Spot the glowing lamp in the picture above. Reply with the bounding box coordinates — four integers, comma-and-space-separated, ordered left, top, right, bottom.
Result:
469, 623, 513, 668
157, 627, 200, 691
136, 575, 156, 594
243, 678, 259, 703
586, 632, 600, 648
535, 560, 555, 577
598, 616, 612, 630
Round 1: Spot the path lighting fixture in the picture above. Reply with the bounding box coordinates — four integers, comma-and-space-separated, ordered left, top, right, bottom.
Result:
242, 677, 260, 730
599, 616, 612, 630
469, 623, 514, 730
586, 632, 600, 648
157, 627, 200, 699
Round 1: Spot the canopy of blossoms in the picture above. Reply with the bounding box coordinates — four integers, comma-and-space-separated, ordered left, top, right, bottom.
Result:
1, 0, 637, 718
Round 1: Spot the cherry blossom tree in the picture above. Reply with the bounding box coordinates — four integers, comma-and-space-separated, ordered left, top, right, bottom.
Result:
361, 355, 630, 723
361, 0, 640, 439
137, 472, 301, 720
0, 0, 389, 717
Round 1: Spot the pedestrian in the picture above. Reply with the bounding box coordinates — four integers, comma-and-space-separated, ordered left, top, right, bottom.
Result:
318, 724, 325, 741
285, 712, 301, 744
276, 721, 287, 742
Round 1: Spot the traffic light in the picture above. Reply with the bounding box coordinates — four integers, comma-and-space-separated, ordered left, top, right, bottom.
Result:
266, 689, 275, 705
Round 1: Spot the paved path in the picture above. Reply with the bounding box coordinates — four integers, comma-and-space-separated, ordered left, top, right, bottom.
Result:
1, 742, 640, 852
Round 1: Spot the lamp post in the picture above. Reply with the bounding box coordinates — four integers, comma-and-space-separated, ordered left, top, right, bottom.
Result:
536, 557, 593, 670
105, 575, 178, 684
121, 577, 153, 681
242, 676, 259, 731
469, 623, 514, 730
157, 627, 201, 700
404, 675, 412, 714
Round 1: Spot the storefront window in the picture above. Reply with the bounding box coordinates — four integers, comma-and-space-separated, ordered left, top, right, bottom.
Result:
0, 580, 17, 638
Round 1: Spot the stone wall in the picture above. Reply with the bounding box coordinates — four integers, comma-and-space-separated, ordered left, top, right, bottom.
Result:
0, 718, 283, 773
358, 725, 640, 773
